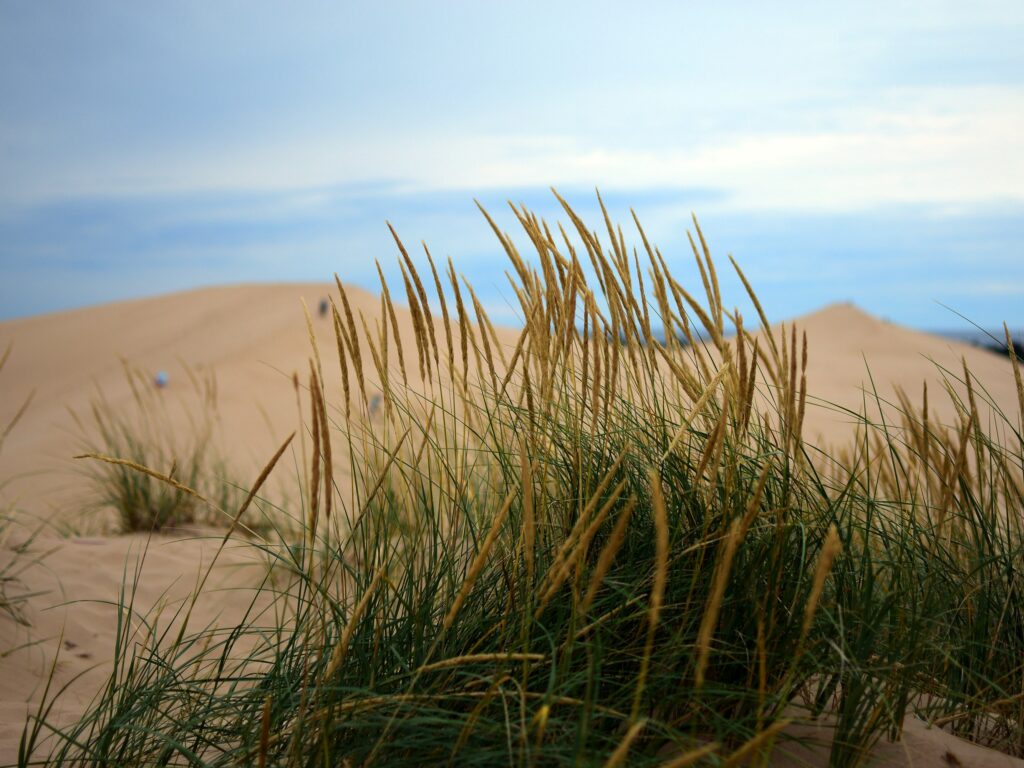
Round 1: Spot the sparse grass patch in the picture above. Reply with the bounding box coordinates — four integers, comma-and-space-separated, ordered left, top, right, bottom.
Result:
0, 502, 38, 628
1, 344, 43, 627
72, 365, 247, 534
21, 197, 1024, 766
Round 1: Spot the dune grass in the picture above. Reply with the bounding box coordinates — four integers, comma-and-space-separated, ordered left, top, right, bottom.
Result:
19, 196, 1024, 766
71, 365, 252, 534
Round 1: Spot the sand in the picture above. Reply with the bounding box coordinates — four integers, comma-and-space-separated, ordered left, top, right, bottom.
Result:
1, 284, 1021, 765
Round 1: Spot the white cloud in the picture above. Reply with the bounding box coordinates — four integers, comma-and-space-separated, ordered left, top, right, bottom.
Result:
441, 87, 1024, 211
4, 86, 1022, 213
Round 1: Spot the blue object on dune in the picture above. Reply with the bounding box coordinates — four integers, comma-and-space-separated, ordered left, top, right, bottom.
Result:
154, 370, 169, 388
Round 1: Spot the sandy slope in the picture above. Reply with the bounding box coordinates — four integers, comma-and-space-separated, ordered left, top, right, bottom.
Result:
0, 285, 1021, 765
1, 282, 358, 527
786, 302, 1020, 449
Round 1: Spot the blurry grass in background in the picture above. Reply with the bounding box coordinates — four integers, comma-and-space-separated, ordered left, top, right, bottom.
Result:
70, 365, 261, 535
1, 344, 44, 629
21, 196, 1024, 766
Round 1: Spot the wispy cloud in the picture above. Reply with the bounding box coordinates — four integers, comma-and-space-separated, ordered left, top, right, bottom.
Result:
4, 86, 1021, 214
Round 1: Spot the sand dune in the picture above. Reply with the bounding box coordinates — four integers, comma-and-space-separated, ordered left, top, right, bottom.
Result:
787, 302, 1019, 448
2, 283, 364, 525
1, 284, 1021, 764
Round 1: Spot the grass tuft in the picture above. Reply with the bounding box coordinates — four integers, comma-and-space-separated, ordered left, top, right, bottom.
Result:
71, 366, 247, 533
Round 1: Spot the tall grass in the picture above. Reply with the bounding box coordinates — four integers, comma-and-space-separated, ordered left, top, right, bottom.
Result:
21, 196, 1024, 766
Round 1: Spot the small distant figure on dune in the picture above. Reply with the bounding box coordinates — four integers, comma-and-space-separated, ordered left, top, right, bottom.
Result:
154, 370, 169, 389
368, 393, 383, 417
318, 298, 329, 318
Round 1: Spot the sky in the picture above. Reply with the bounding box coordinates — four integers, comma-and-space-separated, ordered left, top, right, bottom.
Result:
1, 1, 1022, 330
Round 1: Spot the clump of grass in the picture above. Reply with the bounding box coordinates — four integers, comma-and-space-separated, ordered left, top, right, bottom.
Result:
23, 195, 1024, 766
72, 365, 245, 533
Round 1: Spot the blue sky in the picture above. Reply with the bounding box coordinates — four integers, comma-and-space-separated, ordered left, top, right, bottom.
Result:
1, 2, 1022, 329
